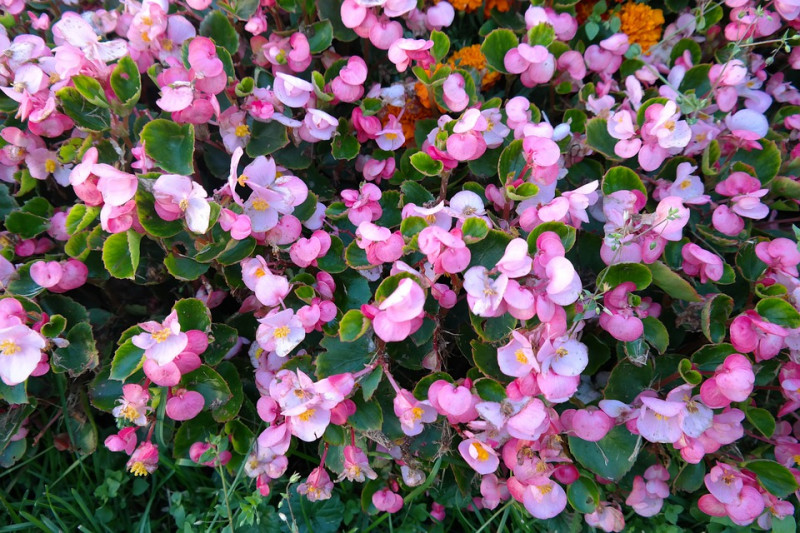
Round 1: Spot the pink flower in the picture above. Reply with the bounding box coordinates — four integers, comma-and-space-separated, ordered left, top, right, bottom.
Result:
165, 388, 205, 421
356, 222, 404, 266
387, 38, 434, 72
373, 488, 404, 512
256, 309, 305, 357
127, 441, 159, 477
418, 226, 471, 274
504, 44, 556, 87
626, 467, 669, 517
342, 183, 382, 226
585, 503, 625, 532
563, 407, 614, 442
339, 445, 377, 482
132, 310, 188, 366
298, 467, 333, 502
242, 257, 290, 307
700, 354, 755, 408
682, 244, 724, 283
0, 321, 44, 387
756, 238, 800, 279
331, 56, 367, 103
730, 310, 788, 361
522, 479, 567, 519
299, 109, 339, 143
637, 395, 685, 443
289, 231, 332, 268
373, 278, 425, 342
153, 174, 211, 234
105, 427, 138, 455
274, 72, 313, 108
496, 238, 532, 278
375, 115, 405, 151
393, 389, 437, 436
112, 384, 151, 426
726, 109, 769, 141
463, 266, 509, 317
190, 442, 232, 467
459, 438, 500, 475
652, 196, 690, 241
442, 73, 470, 112
498, 330, 539, 377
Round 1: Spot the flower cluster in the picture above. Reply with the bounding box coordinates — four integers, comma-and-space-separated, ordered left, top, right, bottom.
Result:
3, 0, 800, 530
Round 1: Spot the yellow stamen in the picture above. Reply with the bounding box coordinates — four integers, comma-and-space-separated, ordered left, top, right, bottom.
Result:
235, 125, 250, 137
555, 347, 568, 359
654, 413, 669, 421
129, 461, 149, 477
411, 406, 424, 420
141, 32, 151, 43
237, 174, 249, 186
273, 325, 290, 339
45, 159, 56, 173
162, 39, 174, 52
152, 328, 171, 343
119, 404, 139, 422
384, 132, 398, 141
1, 339, 21, 356
515, 349, 528, 364
251, 198, 270, 211
538, 483, 553, 495
179, 198, 189, 211
472, 442, 490, 462
298, 409, 315, 422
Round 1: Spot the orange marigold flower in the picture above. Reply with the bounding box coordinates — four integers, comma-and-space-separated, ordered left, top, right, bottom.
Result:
484, 0, 512, 17
448, 45, 501, 90
619, 2, 665, 51
447, 0, 483, 13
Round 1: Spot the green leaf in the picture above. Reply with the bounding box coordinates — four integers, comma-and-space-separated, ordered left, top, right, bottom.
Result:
730, 139, 781, 184
567, 476, 599, 513
474, 378, 506, 402
461, 217, 489, 243
602, 166, 646, 195
164, 253, 209, 281
647, 260, 701, 302
568, 426, 639, 481
756, 297, 800, 328
744, 405, 775, 438
56, 87, 111, 132
701, 294, 733, 343
4, 210, 49, 239
605, 359, 654, 403
736, 241, 768, 281
528, 23, 555, 46
674, 461, 705, 492
497, 139, 527, 183
401, 180, 434, 205
65, 205, 100, 235
141, 119, 195, 175
41, 314, 67, 338
307, 19, 333, 54
642, 316, 668, 354
773, 515, 797, 533
182, 365, 233, 411
71, 75, 109, 108
480, 29, 518, 74
597, 263, 652, 291
173, 412, 216, 459
430, 30, 450, 62
471, 340, 507, 382
247, 120, 289, 157
678, 358, 702, 385
400, 216, 428, 238
317, 235, 346, 273
339, 310, 370, 342
741, 460, 798, 498
52, 323, 98, 376
316, 335, 375, 378
173, 298, 212, 332
585, 118, 621, 160
669, 38, 701, 67
102, 230, 142, 280
360, 367, 383, 401
0, 184, 17, 220
204, 323, 240, 366
702, 139, 721, 176
505, 182, 539, 201
410, 152, 444, 176
110, 340, 145, 381
332, 130, 360, 160
212, 361, 243, 422
349, 395, 383, 431
467, 229, 513, 269
199, 11, 239, 55
692, 343, 736, 371
678, 64, 712, 97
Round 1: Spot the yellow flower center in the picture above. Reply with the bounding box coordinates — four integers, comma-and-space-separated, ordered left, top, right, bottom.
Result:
663, 120, 676, 132
179, 198, 189, 211
619, 2, 665, 52
425, 214, 436, 224
654, 413, 669, 421
515, 349, 528, 364
793, 455, 800, 465
695, 133, 707, 142
251, 198, 270, 211
141, 32, 151, 43
141, 15, 152, 25
162, 39, 174, 52
472, 441, 490, 462
237, 174, 249, 186
254, 267, 266, 278
555, 347, 568, 359
722, 473, 736, 485
235, 125, 250, 137
384, 132, 398, 141
273, 325, 290, 339
119, 404, 139, 422
298, 409, 315, 422
45, 159, 56, 173
680, 180, 692, 190
129, 461, 149, 477
1, 339, 21, 356
152, 328, 171, 343
411, 406, 425, 420
538, 483, 553, 495
536, 461, 549, 473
